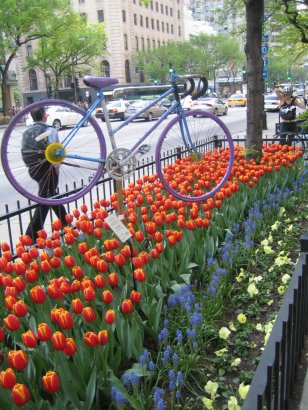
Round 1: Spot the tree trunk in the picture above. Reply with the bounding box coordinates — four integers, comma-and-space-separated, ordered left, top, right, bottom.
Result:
244, 0, 264, 162
1, 72, 12, 116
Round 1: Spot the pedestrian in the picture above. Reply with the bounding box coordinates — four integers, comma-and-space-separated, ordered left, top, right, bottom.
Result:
274, 84, 306, 145
21, 107, 67, 242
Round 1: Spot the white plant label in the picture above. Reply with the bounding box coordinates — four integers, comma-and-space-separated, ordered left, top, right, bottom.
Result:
105, 214, 132, 243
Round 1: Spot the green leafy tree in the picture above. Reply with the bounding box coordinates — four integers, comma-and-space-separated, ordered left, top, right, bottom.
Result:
0, 0, 73, 114
27, 14, 107, 99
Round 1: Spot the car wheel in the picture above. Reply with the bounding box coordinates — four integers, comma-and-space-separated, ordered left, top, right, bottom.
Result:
214, 108, 218, 116
146, 113, 153, 121
223, 107, 228, 115
53, 119, 61, 130
101, 117, 105, 122
120, 113, 125, 121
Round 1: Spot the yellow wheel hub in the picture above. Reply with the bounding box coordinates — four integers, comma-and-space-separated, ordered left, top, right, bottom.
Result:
45, 142, 66, 164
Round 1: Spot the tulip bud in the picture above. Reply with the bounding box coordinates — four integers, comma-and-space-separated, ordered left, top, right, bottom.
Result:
101, 290, 113, 304
130, 290, 142, 303
105, 309, 115, 325
8, 349, 28, 370
22, 330, 38, 348
0, 368, 16, 389
51, 331, 67, 351
98, 329, 108, 345
42, 371, 61, 394
82, 307, 96, 322
3, 314, 20, 332
121, 299, 133, 314
37, 323, 52, 341
63, 337, 77, 356
11, 383, 31, 406
83, 331, 99, 347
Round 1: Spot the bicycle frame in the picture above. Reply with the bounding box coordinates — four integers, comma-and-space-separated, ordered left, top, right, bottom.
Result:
60, 84, 193, 168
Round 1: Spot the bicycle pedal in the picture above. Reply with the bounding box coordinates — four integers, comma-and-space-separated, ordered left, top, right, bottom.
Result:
138, 144, 151, 154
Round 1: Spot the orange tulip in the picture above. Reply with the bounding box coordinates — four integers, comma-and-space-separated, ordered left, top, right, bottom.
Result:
11, 383, 31, 406
0, 367, 16, 389
8, 349, 28, 370
42, 370, 61, 394
22, 330, 38, 348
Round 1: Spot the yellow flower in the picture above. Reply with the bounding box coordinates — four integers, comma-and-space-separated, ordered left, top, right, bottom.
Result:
286, 224, 293, 232
227, 395, 240, 410
235, 268, 245, 282
231, 358, 241, 367
215, 348, 228, 357
256, 323, 263, 331
237, 313, 247, 324
279, 207, 286, 216
239, 382, 250, 400
282, 273, 291, 284
271, 221, 281, 231
278, 285, 286, 294
261, 239, 269, 246
268, 234, 273, 243
219, 327, 231, 340
275, 256, 291, 266
204, 380, 219, 399
247, 283, 258, 297
228, 321, 237, 331
264, 245, 274, 254
267, 299, 273, 306
202, 397, 214, 409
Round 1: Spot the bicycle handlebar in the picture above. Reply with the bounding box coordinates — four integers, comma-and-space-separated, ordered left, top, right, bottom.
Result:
169, 71, 208, 100
181, 78, 195, 99
191, 77, 208, 100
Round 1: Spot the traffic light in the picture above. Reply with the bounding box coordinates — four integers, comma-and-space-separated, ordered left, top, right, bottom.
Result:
242, 66, 247, 82
75, 77, 80, 90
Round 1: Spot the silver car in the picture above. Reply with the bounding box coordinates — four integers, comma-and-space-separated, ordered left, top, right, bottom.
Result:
192, 97, 228, 116
124, 100, 167, 121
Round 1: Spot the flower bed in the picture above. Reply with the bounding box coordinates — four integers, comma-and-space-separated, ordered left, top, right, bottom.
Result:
0, 144, 307, 409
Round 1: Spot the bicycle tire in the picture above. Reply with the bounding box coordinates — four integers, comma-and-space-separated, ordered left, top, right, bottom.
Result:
1, 99, 106, 206
273, 132, 306, 154
155, 109, 234, 202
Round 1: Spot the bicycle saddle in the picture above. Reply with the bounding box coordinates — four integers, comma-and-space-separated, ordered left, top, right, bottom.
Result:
83, 76, 119, 89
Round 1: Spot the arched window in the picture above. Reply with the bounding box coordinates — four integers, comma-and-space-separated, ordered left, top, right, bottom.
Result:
101, 60, 110, 77
125, 60, 131, 83
29, 69, 38, 91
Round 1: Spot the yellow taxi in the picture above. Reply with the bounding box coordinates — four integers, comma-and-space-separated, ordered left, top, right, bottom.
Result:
227, 93, 247, 107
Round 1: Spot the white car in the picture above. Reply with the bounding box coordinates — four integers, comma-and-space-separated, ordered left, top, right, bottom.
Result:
95, 100, 132, 121
191, 97, 228, 116
26, 106, 86, 130
264, 95, 280, 112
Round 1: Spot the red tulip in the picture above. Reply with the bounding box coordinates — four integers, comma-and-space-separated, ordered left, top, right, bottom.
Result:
98, 329, 108, 345
13, 276, 27, 292
114, 253, 126, 267
133, 268, 146, 282
40, 260, 51, 273
8, 349, 28, 370
37, 323, 52, 341
64, 255, 75, 268
108, 272, 119, 287
52, 219, 63, 231
105, 309, 115, 325
0, 367, 16, 389
22, 330, 38, 348
63, 337, 77, 356
42, 371, 61, 394
121, 299, 133, 314
94, 274, 106, 288
130, 290, 142, 303
51, 331, 67, 351
0, 327, 5, 342
25, 268, 39, 283
72, 265, 83, 279
82, 307, 96, 322
30, 285, 46, 304
57, 310, 74, 330
83, 286, 96, 302
3, 314, 20, 331
13, 300, 28, 317
102, 290, 113, 304
84, 331, 99, 347
72, 298, 84, 314
11, 383, 31, 406
96, 259, 108, 273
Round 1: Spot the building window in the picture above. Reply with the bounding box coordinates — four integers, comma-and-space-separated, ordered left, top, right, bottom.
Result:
29, 69, 38, 91
122, 10, 126, 23
165, 6, 168, 15
177, 10, 180, 19
140, 15, 143, 26
161, 4, 163, 13
134, 14, 137, 25
133, 0, 136, 3
135, 36, 139, 50
178, 26, 181, 36
150, 1, 153, 10
171, 24, 174, 34
152, 39, 156, 48
162, 22, 164, 32
26, 45, 33, 58
146, 17, 149, 28
141, 37, 145, 50
166, 23, 169, 33
170, 8, 173, 17
156, 20, 160, 31
155, 2, 158, 12
79, 0, 84, 3
97, 10, 104, 22
101, 60, 110, 77
147, 38, 150, 49
158, 40, 161, 47
125, 60, 131, 83
124, 34, 128, 51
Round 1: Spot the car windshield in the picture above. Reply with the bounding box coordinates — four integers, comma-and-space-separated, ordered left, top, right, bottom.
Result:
108, 101, 122, 107
129, 101, 149, 108
265, 96, 279, 101
230, 94, 244, 99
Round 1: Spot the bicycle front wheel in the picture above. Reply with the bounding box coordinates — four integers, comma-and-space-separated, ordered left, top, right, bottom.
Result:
155, 109, 234, 202
1, 100, 106, 206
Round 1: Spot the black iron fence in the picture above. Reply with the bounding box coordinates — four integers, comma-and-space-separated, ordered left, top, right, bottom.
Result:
242, 233, 308, 410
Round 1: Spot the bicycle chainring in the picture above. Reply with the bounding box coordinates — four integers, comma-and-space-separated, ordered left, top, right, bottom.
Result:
106, 148, 137, 181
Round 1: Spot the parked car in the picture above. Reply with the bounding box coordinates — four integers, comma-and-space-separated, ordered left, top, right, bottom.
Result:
227, 93, 247, 107
180, 95, 193, 111
124, 100, 167, 121
295, 87, 305, 97
25, 105, 87, 130
95, 100, 132, 121
264, 94, 280, 112
191, 97, 228, 116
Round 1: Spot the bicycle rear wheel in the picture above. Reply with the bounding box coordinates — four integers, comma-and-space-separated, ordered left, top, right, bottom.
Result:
155, 109, 234, 202
1, 100, 106, 206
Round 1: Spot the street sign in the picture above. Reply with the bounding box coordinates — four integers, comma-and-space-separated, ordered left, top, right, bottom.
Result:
261, 44, 269, 56
263, 70, 268, 79
262, 34, 269, 42
263, 57, 269, 67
